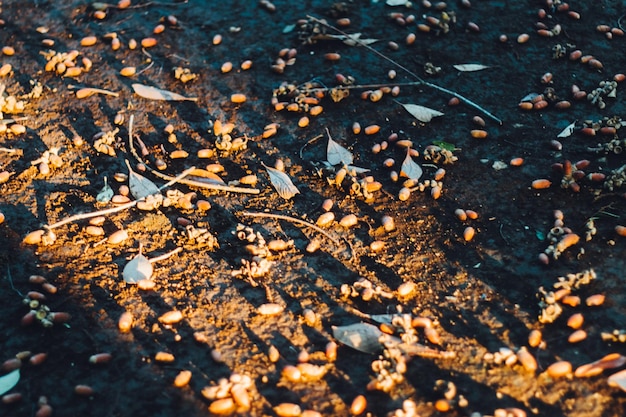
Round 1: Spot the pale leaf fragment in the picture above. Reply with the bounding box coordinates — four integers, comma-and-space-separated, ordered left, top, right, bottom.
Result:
132, 83, 198, 102
96, 176, 114, 203
453, 64, 490, 72
346, 165, 370, 174
398, 102, 444, 123
0, 369, 20, 396
263, 163, 300, 200
327, 33, 379, 46
125, 160, 160, 200
332, 322, 383, 354
123, 245, 153, 284
400, 150, 423, 180
386, 0, 410, 5
557, 121, 577, 138
326, 128, 353, 166
608, 369, 626, 393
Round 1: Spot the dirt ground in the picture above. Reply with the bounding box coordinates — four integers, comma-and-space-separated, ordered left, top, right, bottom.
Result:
1, 0, 626, 416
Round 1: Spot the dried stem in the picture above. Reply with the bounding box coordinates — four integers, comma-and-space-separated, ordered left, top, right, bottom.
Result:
0, 116, 29, 125
241, 210, 353, 259
128, 115, 260, 194
306, 15, 502, 125
44, 167, 195, 230
148, 246, 183, 263
0, 147, 19, 154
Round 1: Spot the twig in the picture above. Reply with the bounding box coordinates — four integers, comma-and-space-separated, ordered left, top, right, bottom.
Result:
299, 134, 324, 159
0, 116, 29, 125
148, 246, 183, 263
6, 266, 24, 298
128, 115, 260, 194
306, 15, 503, 125
44, 167, 195, 230
241, 211, 353, 259
0, 147, 19, 154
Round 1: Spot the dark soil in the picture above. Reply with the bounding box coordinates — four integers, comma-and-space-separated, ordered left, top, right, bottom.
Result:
1, 1, 626, 416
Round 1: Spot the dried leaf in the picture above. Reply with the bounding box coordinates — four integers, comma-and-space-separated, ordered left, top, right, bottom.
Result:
398, 102, 444, 123
0, 369, 20, 396
329, 87, 349, 103
187, 168, 225, 184
557, 121, 577, 138
453, 64, 490, 72
386, 0, 409, 5
327, 33, 379, 46
123, 246, 153, 284
132, 83, 198, 102
263, 163, 300, 200
96, 176, 114, 203
346, 165, 370, 174
432, 141, 456, 151
608, 369, 626, 392
400, 150, 423, 180
332, 322, 383, 354
326, 128, 353, 166
125, 160, 160, 200
520, 93, 540, 103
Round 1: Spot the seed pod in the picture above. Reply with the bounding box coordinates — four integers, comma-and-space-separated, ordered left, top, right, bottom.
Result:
532, 179, 551, 189
266, 344, 280, 363
424, 327, 441, 344
209, 398, 236, 415
325, 341, 338, 362
258, 303, 284, 315
120, 67, 136, 77
155, 352, 175, 362
547, 360, 572, 378
518, 102, 533, 110
316, 212, 335, 227
556, 233, 579, 253
36, 404, 53, 417
159, 310, 184, 325
282, 365, 301, 382
85, 225, 105, 236
463, 226, 475, 242
381, 215, 395, 232
567, 313, 584, 329
398, 187, 411, 201
174, 370, 192, 387
431, 186, 441, 199
339, 214, 358, 228
274, 403, 302, 417
352, 122, 361, 134
350, 395, 367, 415
465, 209, 478, 220
29, 353, 48, 366
230, 383, 250, 410
141, 37, 157, 48
298, 116, 310, 128
89, 353, 112, 364
2, 358, 21, 372
561, 295, 581, 307
212, 34, 222, 45
118, 311, 133, 333
80, 36, 97, 46
370, 240, 385, 252
230, 93, 246, 103
517, 33, 530, 43
363, 124, 380, 135
528, 329, 542, 347
75, 384, 95, 396
569, 329, 587, 343
615, 225, 626, 236
0, 63, 12, 76
516, 348, 538, 372
2, 393, 22, 404
586, 294, 605, 306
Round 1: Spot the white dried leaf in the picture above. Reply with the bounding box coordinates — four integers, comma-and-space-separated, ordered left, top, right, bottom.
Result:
282, 24, 296, 34
346, 165, 370, 174
400, 150, 423, 180
123, 251, 153, 284
132, 83, 198, 102
386, 0, 409, 5
96, 176, 114, 203
326, 129, 353, 166
263, 163, 300, 200
608, 369, 626, 392
125, 160, 160, 200
398, 102, 444, 122
327, 33, 379, 46
557, 121, 576, 138
0, 369, 20, 396
332, 322, 383, 354
492, 160, 508, 170
453, 64, 490, 72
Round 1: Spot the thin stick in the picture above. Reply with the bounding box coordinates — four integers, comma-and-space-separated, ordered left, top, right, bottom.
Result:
128, 115, 260, 194
44, 167, 195, 230
306, 15, 502, 125
0, 116, 29, 125
6, 266, 24, 298
0, 147, 19, 154
241, 211, 353, 259
149, 246, 183, 263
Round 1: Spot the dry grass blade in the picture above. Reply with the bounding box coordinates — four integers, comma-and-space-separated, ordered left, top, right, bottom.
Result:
453, 64, 490, 72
